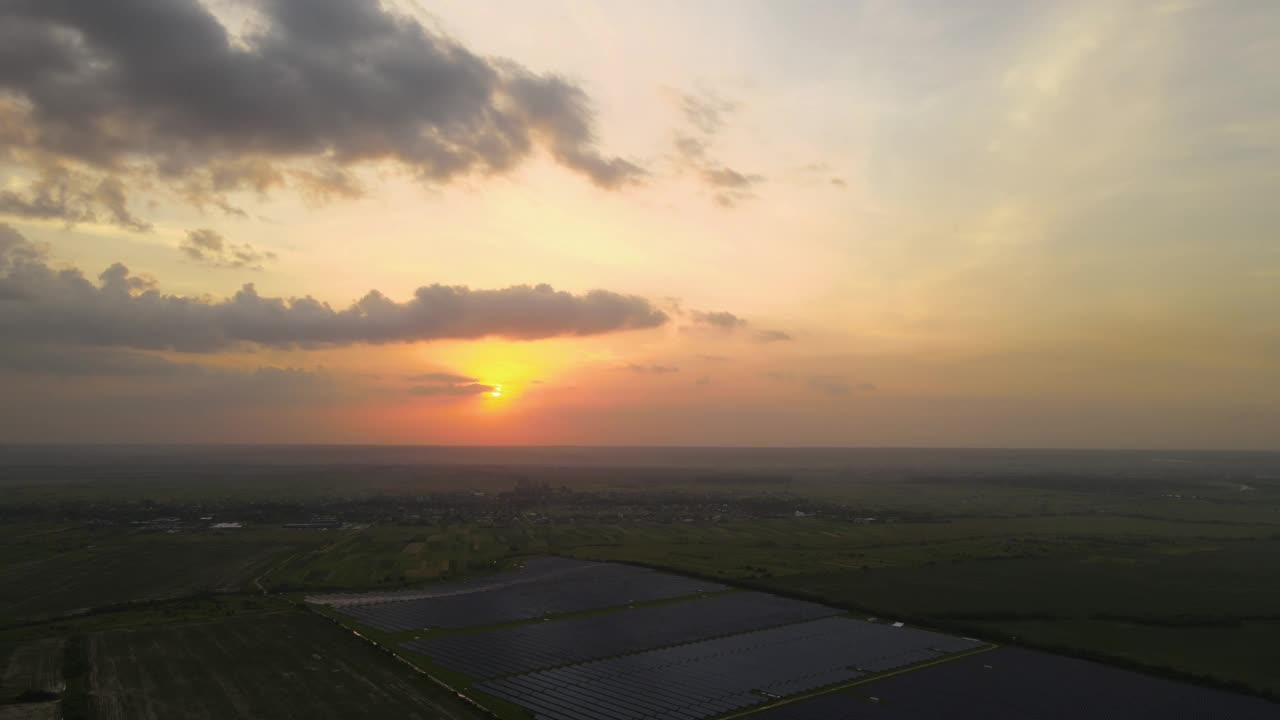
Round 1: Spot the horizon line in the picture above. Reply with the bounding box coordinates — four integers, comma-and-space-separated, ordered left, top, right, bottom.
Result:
1, 442, 1278, 454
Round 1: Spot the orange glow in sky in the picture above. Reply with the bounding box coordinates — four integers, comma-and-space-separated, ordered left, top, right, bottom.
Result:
0, 0, 1276, 449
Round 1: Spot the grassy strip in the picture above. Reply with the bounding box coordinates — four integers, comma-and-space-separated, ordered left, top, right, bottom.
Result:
0, 594, 289, 644
716, 643, 1000, 719
302, 606, 501, 719
59, 636, 89, 720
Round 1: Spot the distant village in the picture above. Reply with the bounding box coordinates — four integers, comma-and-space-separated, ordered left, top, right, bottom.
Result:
4, 476, 899, 530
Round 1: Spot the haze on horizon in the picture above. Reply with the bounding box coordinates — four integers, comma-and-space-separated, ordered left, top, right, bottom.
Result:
0, 0, 1276, 449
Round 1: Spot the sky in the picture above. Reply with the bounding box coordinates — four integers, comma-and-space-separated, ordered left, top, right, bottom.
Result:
0, 0, 1276, 448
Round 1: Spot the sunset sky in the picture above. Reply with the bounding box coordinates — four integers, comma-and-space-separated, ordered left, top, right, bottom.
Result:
0, 0, 1276, 447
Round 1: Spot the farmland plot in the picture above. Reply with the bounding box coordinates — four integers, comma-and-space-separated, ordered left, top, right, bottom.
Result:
0, 638, 64, 699
0, 539, 290, 625
87, 611, 483, 720
0, 703, 60, 720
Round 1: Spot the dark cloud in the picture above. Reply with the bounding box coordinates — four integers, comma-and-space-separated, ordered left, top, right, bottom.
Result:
0, 0, 644, 217
409, 382, 494, 397
407, 371, 479, 384
830, 178, 848, 188
180, 228, 276, 270
0, 223, 44, 269
0, 167, 150, 230
626, 363, 679, 374
0, 224, 668, 352
690, 310, 748, 331
858, 382, 878, 391
695, 375, 711, 386
754, 329, 793, 343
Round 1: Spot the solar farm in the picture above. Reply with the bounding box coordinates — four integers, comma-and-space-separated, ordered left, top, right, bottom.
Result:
311, 557, 1278, 720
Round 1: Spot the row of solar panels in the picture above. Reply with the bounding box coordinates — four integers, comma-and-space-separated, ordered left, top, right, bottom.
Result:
475, 617, 982, 720
404, 591, 841, 679
335, 560, 724, 631
745, 647, 1280, 720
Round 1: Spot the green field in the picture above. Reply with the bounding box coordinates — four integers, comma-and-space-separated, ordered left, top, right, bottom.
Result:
1, 456, 1278, 708
258, 526, 531, 592
0, 596, 487, 720
0, 638, 63, 702
81, 611, 481, 720
2, 513, 1278, 698
0, 702, 59, 720
557, 524, 1280, 696
0, 528, 301, 626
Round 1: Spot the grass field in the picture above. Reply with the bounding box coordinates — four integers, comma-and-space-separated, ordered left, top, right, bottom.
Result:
2, 453, 1278, 707
0, 530, 297, 626
770, 540, 1280, 618
561, 515, 1278, 577
0, 702, 59, 720
2, 514, 1278, 698
258, 526, 529, 592
0, 638, 64, 701
81, 610, 483, 720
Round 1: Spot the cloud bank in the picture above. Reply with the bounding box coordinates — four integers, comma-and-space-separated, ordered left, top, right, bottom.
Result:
0, 0, 644, 222
0, 225, 668, 352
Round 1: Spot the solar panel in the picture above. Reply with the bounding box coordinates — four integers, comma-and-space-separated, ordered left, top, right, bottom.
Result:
332, 559, 725, 631
404, 591, 840, 678
744, 647, 1280, 720
475, 617, 982, 719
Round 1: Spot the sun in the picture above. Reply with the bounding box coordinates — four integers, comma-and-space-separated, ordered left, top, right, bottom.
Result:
490, 384, 503, 398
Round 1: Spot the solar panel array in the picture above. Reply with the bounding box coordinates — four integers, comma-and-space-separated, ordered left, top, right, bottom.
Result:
745, 647, 1280, 720
335, 560, 725, 631
476, 617, 981, 720
405, 591, 841, 678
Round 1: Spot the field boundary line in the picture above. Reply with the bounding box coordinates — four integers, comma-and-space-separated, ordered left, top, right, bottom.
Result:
304, 605, 499, 720
718, 642, 1001, 719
